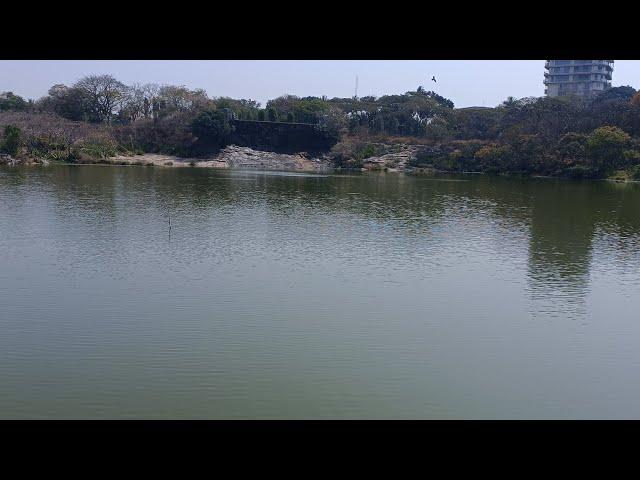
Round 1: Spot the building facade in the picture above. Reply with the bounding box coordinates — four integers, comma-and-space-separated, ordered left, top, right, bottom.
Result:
544, 60, 614, 98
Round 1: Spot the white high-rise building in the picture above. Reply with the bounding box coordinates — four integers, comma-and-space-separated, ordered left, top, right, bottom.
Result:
544, 60, 614, 98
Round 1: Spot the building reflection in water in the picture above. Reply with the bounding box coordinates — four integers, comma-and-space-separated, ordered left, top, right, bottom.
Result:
525, 180, 640, 320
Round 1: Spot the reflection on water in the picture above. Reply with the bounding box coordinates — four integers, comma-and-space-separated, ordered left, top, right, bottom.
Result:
526, 181, 596, 320
1, 166, 640, 419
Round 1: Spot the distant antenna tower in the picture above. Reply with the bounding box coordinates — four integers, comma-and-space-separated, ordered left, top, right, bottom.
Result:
354, 75, 359, 98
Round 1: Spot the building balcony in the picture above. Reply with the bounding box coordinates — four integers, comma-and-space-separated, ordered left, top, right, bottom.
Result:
544, 78, 612, 85
546, 60, 614, 69
547, 69, 613, 79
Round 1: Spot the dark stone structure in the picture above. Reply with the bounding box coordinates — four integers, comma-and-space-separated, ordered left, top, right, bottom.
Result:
230, 120, 336, 154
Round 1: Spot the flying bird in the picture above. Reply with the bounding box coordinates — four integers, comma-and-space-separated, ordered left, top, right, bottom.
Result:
431, 76, 437, 83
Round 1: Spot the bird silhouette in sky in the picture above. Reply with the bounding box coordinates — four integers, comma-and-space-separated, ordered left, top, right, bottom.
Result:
431, 76, 437, 83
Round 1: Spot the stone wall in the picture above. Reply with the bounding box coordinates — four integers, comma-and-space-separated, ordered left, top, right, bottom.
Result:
230, 120, 335, 153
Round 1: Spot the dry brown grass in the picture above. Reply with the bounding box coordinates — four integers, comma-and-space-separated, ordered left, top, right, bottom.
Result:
0, 111, 109, 146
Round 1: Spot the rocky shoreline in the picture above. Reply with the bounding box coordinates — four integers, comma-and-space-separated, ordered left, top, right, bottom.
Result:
0, 138, 456, 174
218, 145, 331, 172
1, 153, 48, 166
107, 145, 332, 172
0, 153, 17, 165
6, 143, 639, 183
358, 143, 462, 172
2, 145, 333, 172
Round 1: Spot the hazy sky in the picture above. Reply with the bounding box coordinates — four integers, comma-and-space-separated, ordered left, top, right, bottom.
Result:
1, 60, 639, 108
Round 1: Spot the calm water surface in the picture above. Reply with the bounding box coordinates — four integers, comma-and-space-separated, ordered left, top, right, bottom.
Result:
1, 165, 640, 419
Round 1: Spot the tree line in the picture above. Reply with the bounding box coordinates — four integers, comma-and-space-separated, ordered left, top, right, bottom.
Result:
2, 73, 640, 178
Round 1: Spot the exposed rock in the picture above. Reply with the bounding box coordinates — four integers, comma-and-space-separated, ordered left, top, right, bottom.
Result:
0, 154, 18, 166
363, 150, 416, 170
361, 143, 456, 171
0, 155, 52, 166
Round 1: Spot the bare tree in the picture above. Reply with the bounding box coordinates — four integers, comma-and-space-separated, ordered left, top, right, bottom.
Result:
119, 83, 162, 122
74, 74, 127, 124
156, 85, 211, 114
142, 83, 160, 118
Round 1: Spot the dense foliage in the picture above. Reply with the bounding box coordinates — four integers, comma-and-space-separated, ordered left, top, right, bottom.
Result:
191, 109, 234, 152
0, 92, 30, 112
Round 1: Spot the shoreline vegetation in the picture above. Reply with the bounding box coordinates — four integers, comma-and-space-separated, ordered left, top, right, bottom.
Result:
3, 152, 638, 184
2, 74, 640, 181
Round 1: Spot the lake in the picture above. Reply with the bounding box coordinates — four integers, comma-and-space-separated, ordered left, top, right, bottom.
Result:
1, 165, 640, 419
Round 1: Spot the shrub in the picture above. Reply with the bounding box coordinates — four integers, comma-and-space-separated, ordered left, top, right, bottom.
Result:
408, 150, 431, 168
586, 126, 631, 173
433, 154, 460, 171
1, 125, 21, 156
0, 93, 29, 112
66, 148, 81, 162
356, 144, 376, 161
565, 165, 596, 179
191, 109, 233, 152
475, 144, 513, 173
329, 139, 370, 168
75, 134, 121, 159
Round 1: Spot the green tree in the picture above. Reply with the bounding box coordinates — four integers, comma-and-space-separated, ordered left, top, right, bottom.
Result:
591, 86, 637, 105
73, 75, 128, 123
501, 96, 518, 108
214, 97, 260, 120
38, 84, 88, 121
267, 107, 278, 122
265, 95, 332, 124
586, 126, 631, 172
475, 144, 513, 173
316, 107, 347, 143
556, 132, 587, 164
0, 92, 29, 111
420, 90, 454, 109
191, 109, 234, 151
1, 125, 22, 156
424, 116, 451, 142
